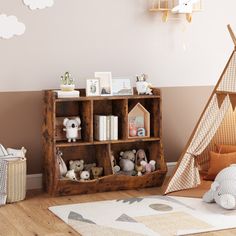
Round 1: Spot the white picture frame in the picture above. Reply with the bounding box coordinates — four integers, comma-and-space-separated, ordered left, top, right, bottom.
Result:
86, 79, 100, 96
112, 77, 133, 96
94, 72, 112, 96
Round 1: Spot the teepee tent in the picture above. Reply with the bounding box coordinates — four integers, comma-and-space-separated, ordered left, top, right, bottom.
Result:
164, 25, 236, 194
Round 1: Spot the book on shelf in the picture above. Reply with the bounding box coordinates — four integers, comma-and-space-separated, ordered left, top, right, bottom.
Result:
55, 90, 80, 98
94, 115, 118, 141
110, 116, 118, 140
94, 115, 106, 141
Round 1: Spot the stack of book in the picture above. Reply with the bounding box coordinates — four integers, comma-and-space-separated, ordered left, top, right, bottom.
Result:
55, 90, 80, 98
94, 115, 118, 141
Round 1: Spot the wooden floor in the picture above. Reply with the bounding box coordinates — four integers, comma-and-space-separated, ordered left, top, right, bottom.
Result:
1, 188, 236, 236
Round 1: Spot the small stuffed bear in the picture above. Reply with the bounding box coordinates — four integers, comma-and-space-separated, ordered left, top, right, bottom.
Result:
66, 169, 77, 181
80, 171, 90, 181
119, 149, 136, 172
69, 160, 84, 173
203, 164, 236, 209
91, 167, 103, 179
63, 117, 81, 142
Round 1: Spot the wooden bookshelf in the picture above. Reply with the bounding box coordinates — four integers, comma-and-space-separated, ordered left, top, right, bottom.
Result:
42, 88, 167, 196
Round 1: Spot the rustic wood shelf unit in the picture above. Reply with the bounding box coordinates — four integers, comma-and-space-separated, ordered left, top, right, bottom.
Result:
42, 88, 167, 196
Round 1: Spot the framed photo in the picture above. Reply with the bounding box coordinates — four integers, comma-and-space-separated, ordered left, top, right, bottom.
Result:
86, 79, 100, 96
112, 77, 133, 96
94, 72, 112, 96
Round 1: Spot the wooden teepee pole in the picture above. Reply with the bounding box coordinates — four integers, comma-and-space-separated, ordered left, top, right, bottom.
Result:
228, 24, 236, 47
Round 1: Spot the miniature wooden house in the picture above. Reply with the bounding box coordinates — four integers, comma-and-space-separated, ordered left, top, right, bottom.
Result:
128, 103, 150, 138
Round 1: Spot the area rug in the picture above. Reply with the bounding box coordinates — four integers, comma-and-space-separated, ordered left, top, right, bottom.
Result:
49, 196, 236, 236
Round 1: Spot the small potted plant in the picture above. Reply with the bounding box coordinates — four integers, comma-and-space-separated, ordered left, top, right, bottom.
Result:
60, 72, 75, 91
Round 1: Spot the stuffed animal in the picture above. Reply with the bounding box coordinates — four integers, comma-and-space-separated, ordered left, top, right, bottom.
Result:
91, 167, 103, 179
136, 149, 148, 164
110, 152, 120, 174
119, 149, 136, 172
203, 164, 236, 209
63, 117, 81, 142
135, 149, 148, 176
66, 169, 77, 181
80, 171, 90, 181
84, 163, 97, 173
141, 160, 156, 174
56, 149, 67, 177
69, 160, 84, 173
135, 165, 143, 176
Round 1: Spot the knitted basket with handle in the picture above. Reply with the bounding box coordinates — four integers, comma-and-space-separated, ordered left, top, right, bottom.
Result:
6, 157, 26, 203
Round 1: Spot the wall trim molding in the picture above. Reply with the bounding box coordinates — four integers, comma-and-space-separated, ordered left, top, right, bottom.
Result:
26, 162, 177, 190
166, 162, 177, 176
27, 173, 43, 190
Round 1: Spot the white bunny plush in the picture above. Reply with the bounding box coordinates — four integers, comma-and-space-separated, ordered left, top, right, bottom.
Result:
63, 117, 81, 142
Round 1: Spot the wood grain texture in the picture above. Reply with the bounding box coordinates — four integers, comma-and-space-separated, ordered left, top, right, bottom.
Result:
43, 88, 167, 196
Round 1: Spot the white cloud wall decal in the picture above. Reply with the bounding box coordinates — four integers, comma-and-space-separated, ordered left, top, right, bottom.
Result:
23, 0, 54, 10
0, 14, 26, 39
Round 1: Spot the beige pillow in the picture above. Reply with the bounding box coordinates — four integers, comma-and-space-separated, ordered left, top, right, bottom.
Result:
204, 151, 236, 181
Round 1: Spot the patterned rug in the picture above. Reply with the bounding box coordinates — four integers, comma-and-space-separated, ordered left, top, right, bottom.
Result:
49, 196, 236, 236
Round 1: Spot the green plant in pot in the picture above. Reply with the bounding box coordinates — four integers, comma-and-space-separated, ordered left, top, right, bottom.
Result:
60, 72, 75, 91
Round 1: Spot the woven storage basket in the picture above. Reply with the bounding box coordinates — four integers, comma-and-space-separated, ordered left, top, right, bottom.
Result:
6, 157, 26, 203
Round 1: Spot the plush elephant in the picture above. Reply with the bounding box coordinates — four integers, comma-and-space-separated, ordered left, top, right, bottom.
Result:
203, 164, 236, 209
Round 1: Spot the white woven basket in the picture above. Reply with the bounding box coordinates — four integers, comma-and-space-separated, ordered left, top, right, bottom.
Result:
6, 157, 26, 203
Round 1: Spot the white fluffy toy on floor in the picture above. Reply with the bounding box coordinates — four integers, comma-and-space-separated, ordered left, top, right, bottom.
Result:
203, 164, 236, 210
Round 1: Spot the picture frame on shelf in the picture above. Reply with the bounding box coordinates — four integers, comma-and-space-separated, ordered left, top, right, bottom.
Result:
94, 72, 112, 96
112, 77, 133, 96
86, 79, 100, 96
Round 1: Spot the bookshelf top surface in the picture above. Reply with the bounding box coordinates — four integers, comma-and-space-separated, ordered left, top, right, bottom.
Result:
44, 88, 161, 102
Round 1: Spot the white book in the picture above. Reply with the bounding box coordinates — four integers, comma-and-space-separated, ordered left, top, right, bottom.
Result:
110, 116, 118, 140
110, 116, 114, 140
113, 116, 118, 140
106, 116, 111, 140
56, 90, 80, 98
94, 115, 106, 141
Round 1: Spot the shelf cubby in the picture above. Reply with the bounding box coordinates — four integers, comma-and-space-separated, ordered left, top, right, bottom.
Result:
43, 88, 167, 196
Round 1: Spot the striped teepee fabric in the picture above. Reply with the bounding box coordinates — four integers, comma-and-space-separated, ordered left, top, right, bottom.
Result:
165, 49, 236, 194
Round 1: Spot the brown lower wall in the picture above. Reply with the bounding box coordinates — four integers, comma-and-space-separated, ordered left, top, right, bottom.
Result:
0, 86, 213, 174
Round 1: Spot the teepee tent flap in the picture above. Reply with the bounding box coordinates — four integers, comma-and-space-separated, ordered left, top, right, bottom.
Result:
164, 25, 236, 194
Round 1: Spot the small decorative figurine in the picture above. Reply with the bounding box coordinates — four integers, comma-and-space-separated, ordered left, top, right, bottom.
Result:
63, 117, 81, 142
60, 71, 75, 91
136, 74, 153, 95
